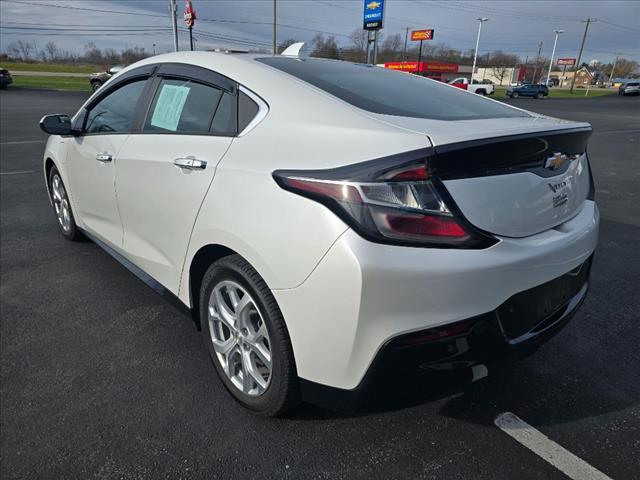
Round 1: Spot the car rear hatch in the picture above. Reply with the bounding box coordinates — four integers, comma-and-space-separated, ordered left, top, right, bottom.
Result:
370, 114, 593, 238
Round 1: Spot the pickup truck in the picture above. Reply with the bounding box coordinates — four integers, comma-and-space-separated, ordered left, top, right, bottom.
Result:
448, 77, 494, 96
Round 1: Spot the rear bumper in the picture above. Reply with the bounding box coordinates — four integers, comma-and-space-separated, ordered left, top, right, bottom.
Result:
300, 258, 591, 411
274, 200, 599, 395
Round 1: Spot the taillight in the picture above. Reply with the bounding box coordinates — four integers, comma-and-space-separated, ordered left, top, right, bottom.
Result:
273, 150, 497, 249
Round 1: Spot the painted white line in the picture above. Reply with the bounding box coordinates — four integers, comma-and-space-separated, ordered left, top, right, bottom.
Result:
0, 140, 45, 145
495, 412, 613, 480
0, 170, 35, 176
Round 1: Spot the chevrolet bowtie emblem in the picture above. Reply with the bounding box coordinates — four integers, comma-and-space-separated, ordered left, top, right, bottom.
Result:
545, 152, 568, 170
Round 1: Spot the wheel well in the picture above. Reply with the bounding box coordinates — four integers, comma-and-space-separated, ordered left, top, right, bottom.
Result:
189, 244, 237, 324
45, 158, 55, 195
477, 89, 486, 95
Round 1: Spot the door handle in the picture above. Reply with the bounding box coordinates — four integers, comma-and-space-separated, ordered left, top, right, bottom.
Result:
173, 156, 207, 170
96, 153, 113, 162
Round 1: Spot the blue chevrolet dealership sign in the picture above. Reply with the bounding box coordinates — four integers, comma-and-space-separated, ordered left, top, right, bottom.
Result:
363, 0, 384, 30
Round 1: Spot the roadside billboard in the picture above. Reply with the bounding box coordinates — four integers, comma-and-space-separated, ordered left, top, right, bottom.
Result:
363, 0, 384, 30
411, 29, 434, 41
557, 58, 576, 66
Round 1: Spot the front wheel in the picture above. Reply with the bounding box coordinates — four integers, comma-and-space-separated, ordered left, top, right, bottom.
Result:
91, 81, 102, 92
512, 92, 519, 98
200, 255, 300, 416
48, 167, 83, 241
536, 92, 544, 99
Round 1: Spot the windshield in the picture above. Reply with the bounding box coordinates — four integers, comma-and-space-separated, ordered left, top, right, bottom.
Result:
257, 57, 529, 121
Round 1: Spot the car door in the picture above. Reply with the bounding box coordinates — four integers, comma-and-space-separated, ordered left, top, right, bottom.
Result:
114, 66, 244, 293
65, 75, 151, 247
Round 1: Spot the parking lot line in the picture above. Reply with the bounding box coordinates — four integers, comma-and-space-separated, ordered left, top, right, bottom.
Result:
0, 170, 35, 176
495, 412, 613, 480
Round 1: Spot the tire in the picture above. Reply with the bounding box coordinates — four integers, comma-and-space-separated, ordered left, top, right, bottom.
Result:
199, 254, 300, 416
476, 89, 486, 96
512, 92, 519, 98
48, 166, 83, 241
91, 81, 102, 92
536, 92, 544, 99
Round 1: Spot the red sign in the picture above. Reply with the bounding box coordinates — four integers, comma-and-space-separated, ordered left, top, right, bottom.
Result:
184, 0, 196, 28
557, 58, 576, 66
385, 62, 458, 73
411, 29, 434, 41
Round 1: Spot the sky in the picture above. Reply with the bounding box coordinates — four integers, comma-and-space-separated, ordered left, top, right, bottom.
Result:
1, 0, 639, 64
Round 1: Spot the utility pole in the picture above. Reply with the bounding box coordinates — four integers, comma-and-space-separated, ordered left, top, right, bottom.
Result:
546, 30, 564, 86
471, 17, 489, 83
570, 17, 595, 93
153, 43, 156, 55
272, 0, 277, 55
608, 54, 619, 85
532, 41, 543, 84
402, 26, 409, 66
170, 0, 178, 52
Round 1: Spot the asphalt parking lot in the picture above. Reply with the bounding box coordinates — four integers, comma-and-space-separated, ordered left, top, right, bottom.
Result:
1, 89, 639, 479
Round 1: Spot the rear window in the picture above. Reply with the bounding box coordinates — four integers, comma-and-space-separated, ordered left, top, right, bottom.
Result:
256, 57, 528, 121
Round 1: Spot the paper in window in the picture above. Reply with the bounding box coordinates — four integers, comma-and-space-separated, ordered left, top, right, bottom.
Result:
150, 84, 190, 131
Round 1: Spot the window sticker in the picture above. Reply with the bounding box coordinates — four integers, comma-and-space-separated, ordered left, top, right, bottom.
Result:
150, 84, 190, 131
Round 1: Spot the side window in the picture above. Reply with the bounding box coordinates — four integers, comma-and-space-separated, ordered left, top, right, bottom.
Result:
85, 79, 147, 134
211, 92, 237, 136
238, 91, 259, 133
144, 78, 222, 133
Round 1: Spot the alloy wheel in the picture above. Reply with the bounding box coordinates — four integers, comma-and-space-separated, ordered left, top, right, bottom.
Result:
51, 174, 71, 233
207, 280, 272, 396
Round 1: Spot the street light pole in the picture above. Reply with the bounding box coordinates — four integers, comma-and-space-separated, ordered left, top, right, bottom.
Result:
471, 17, 489, 84
546, 29, 564, 86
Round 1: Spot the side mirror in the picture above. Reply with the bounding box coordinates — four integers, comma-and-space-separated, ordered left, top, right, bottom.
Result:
39, 114, 75, 136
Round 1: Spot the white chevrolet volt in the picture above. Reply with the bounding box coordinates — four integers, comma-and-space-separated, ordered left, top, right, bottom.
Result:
40, 51, 598, 416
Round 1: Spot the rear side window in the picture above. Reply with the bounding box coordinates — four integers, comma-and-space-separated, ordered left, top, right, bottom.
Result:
256, 57, 529, 121
85, 79, 147, 133
144, 78, 222, 133
238, 91, 259, 132
211, 92, 237, 135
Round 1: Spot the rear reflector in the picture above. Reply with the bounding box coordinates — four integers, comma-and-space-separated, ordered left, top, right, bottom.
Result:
385, 212, 467, 238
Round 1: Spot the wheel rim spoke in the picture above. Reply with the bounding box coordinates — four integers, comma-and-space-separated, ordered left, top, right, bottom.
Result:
206, 280, 272, 397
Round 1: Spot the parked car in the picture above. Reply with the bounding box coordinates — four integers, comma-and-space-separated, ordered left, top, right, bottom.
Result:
89, 65, 124, 92
40, 52, 598, 416
0, 68, 12, 89
618, 82, 640, 96
506, 83, 549, 99
447, 77, 494, 95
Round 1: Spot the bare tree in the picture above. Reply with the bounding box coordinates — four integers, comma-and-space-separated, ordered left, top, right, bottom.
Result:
380, 33, 402, 62
44, 41, 59, 61
349, 28, 368, 53
14, 40, 36, 60
311, 34, 340, 59
6, 42, 21, 59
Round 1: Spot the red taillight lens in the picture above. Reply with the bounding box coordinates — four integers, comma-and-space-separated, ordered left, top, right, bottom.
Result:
384, 164, 429, 181
285, 178, 362, 204
385, 212, 468, 238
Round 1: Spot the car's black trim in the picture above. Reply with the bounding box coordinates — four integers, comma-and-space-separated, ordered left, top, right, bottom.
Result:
431, 127, 593, 180
300, 255, 592, 413
79, 228, 194, 320
155, 63, 237, 94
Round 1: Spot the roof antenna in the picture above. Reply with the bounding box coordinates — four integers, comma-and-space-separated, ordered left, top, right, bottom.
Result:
280, 42, 305, 57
